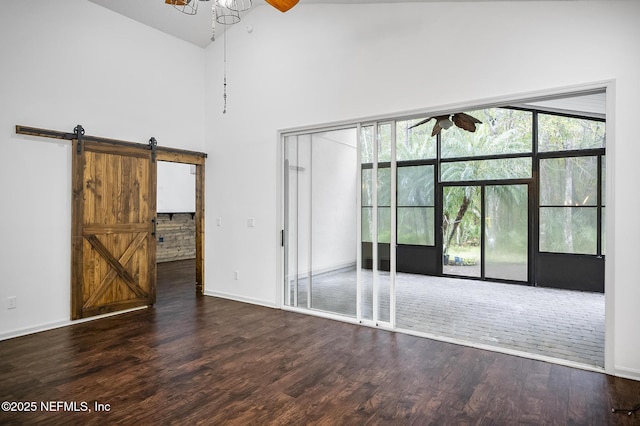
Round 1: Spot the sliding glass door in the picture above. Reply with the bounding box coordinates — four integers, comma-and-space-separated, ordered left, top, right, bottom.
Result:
282, 98, 606, 370
360, 123, 393, 325
442, 183, 529, 282
442, 185, 482, 278
485, 184, 528, 281
283, 104, 605, 319
283, 124, 393, 326
283, 129, 358, 316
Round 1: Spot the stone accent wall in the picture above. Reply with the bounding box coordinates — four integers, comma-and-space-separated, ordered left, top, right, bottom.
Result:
156, 213, 195, 263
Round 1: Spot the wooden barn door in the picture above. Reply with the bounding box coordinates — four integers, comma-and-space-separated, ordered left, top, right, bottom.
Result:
71, 139, 156, 320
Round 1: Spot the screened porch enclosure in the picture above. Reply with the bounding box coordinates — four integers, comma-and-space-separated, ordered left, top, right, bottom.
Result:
282, 93, 606, 367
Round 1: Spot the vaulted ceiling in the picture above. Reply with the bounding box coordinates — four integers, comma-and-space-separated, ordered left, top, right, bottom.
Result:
88, 0, 578, 48
87, 0, 601, 115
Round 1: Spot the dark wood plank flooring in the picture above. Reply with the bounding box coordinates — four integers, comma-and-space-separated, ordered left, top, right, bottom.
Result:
1, 260, 639, 425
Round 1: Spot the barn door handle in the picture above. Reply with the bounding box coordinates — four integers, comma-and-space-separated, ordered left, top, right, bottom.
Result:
152, 217, 157, 237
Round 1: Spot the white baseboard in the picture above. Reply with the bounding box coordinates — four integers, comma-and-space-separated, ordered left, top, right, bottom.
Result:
0, 306, 148, 342
289, 261, 357, 281
614, 365, 640, 381
202, 290, 278, 309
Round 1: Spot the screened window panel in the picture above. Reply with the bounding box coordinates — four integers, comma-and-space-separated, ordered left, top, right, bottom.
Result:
361, 163, 391, 244
540, 157, 598, 206
441, 157, 531, 182
441, 108, 532, 158
362, 168, 372, 206
397, 165, 434, 246
377, 168, 391, 207
361, 125, 374, 164
397, 165, 434, 207
362, 207, 372, 242
377, 207, 391, 244
378, 123, 392, 163
538, 114, 605, 152
397, 207, 435, 245
396, 119, 437, 161
539, 207, 597, 254
361, 198, 391, 243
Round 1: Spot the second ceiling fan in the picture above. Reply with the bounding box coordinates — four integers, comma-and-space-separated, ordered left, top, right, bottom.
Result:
409, 112, 482, 137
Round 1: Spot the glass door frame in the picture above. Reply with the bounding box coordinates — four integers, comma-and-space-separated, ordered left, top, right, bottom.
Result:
357, 121, 396, 328
438, 179, 534, 284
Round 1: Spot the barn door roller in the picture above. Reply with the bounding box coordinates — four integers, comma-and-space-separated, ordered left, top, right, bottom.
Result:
74, 124, 85, 154
14, 123, 86, 153
148, 137, 158, 163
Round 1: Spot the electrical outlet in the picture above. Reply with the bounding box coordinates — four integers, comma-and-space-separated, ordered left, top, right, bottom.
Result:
247, 218, 255, 228
7, 296, 17, 309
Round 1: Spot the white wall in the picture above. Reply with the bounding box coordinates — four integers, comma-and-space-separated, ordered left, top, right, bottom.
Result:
286, 129, 358, 277
0, 0, 205, 338
158, 162, 196, 212
311, 130, 358, 273
203, 2, 640, 379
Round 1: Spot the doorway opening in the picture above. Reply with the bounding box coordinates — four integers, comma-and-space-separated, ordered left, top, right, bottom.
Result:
441, 183, 529, 282
156, 161, 198, 301
156, 159, 204, 297
281, 89, 607, 369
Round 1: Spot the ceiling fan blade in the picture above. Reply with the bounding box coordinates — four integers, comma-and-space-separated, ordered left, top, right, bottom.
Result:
452, 112, 482, 132
408, 117, 434, 129
431, 122, 443, 137
265, 0, 299, 12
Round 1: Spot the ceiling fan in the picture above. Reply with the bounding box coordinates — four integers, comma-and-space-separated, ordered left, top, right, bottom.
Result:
166, 0, 299, 13
409, 112, 482, 137
265, 0, 299, 12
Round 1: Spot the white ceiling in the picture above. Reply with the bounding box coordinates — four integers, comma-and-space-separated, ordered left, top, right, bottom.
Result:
518, 92, 606, 119
88, 0, 575, 49
89, 0, 220, 48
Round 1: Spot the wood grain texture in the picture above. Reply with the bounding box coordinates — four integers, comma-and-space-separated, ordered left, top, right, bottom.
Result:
71, 138, 86, 320
2, 260, 638, 425
156, 150, 206, 165
195, 163, 205, 295
72, 144, 156, 319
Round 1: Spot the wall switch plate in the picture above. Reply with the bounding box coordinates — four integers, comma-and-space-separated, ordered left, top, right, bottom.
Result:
234, 271, 239, 280
247, 218, 255, 227
7, 296, 17, 309
216, 217, 222, 227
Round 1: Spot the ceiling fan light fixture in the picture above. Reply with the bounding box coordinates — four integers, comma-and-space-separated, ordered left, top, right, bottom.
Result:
438, 117, 453, 130
167, 0, 199, 15
215, 4, 241, 24
265, 0, 299, 12
216, 0, 251, 11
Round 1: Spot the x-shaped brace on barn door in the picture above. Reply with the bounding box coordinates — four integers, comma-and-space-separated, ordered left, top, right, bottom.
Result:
82, 232, 148, 310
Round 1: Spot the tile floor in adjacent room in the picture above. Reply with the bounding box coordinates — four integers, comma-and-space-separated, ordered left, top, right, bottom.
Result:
290, 268, 605, 368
